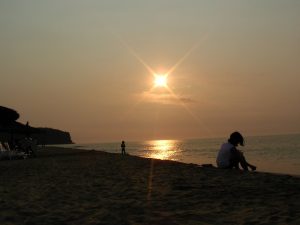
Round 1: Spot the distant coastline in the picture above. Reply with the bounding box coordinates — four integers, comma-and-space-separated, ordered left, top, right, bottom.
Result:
0, 106, 73, 145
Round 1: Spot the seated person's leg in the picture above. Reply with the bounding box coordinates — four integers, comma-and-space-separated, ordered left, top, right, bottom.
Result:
229, 152, 240, 169
237, 151, 249, 171
237, 151, 256, 171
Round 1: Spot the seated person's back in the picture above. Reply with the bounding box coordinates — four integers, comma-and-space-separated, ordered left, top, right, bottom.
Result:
216, 142, 235, 168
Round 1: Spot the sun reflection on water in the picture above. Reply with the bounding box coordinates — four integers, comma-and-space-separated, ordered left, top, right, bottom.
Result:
146, 140, 179, 160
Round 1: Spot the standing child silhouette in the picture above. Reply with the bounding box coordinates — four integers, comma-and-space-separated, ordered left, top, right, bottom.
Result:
121, 141, 126, 155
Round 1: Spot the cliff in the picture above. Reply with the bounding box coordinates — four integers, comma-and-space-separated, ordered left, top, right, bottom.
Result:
33, 128, 74, 145
0, 106, 74, 145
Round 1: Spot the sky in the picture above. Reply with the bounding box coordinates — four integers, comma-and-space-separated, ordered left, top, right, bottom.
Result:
0, 0, 300, 143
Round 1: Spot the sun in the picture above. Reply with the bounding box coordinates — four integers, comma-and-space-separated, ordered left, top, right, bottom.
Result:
154, 74, 168, 87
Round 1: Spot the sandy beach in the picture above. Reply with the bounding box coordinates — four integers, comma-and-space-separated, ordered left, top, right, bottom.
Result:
0, 147, 299, 225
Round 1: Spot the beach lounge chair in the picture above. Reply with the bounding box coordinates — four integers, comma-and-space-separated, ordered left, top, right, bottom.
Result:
0, 141, 27, 160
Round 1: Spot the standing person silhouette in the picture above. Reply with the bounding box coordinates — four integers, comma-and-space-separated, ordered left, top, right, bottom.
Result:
216, 132, 256, 171
121, 141, 126, 155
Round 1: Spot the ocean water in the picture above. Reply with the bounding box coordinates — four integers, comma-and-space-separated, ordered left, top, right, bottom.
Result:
62, 134, 300, 176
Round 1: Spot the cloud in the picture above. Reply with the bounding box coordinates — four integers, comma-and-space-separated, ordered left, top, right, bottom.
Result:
141, 91, 196, 105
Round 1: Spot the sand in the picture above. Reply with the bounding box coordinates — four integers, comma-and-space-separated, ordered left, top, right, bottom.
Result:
0, 147, 299, 225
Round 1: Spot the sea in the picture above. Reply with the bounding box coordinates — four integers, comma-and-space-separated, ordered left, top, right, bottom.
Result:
60, 134, 300, 176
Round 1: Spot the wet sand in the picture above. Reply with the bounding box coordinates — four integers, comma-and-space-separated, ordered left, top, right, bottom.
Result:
0, 147, 299, 225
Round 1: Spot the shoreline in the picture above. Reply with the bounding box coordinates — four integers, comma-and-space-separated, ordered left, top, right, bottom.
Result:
1, 146, 299, 224
54, 144, 300, 177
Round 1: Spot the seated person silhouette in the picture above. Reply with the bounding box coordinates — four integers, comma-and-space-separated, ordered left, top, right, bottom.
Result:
216, 132, 256, 171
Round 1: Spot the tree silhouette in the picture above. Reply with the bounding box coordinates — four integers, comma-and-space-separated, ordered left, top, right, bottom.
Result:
0, 106, 20, 125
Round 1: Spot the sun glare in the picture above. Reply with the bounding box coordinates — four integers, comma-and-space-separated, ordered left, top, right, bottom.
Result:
147, 140, 178, 160
154, 74, 168, 87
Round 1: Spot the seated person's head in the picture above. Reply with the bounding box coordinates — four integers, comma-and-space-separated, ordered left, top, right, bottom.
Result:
228, 131, 244, 146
